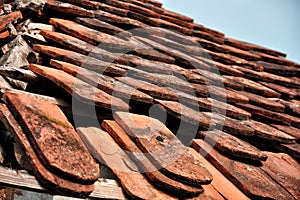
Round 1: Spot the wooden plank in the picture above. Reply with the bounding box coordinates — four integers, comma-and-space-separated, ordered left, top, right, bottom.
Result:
0, 104, 95, 196
196, 130, 267, 161
260, 152, 300, 199
4, 91, 100, 183
114, 112, 213, 186
49, 60, 154, 104
0, 166, 126, 199
76, 127, 175, 200
29, 64, 128, 111
101, 120, 204, 198
194, 140, 294, 200
189, 145, 249, 200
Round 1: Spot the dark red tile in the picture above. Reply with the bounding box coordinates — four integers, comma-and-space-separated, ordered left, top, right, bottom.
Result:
4, 92, 100, 182
0, 11, 22, 32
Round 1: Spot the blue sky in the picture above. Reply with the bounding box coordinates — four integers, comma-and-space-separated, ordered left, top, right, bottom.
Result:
160, 0, 300, 64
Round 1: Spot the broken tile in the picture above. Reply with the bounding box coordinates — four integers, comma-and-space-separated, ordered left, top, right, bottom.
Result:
101, 120, 204, 198
29, 64, 129, 111
0, 11, 22, 32
114, 112, 213, 186
77, 127, 174, 200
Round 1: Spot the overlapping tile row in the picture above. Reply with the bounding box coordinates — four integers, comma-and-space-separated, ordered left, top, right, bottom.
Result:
0, 0, 300, 199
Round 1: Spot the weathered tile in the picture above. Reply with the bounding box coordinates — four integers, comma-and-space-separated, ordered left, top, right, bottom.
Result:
226, 76, 281, 98
33, 44, 126, 76
50, 60, 153, 104
155, 99, 214, 129
117, 76, 178, 101
45, 0, 94, 17
259, 81, 300, 99
271, 124, 300, 141
163, 9, 193, 23
195, 140, 294, 200
196, 57, 245, 77
195, 130, 267, 161
4, 92, 100, 182
260, 152, 300, 199
101, 120, 204, 198
0, 30, 9, 40
193, 31, 224, 45
114, 112, 213, 186
256, 61, 299, 76
276, 143, 300, 161
252, 51, 299, 67
75, 17, 132, 38
238, 90, 285, 112
128, 3, 160, 18
275, 99, 300, 116
59, 0, 100, 10
49, 18, 133, 51
224, 37, 287, 58
0, 11, 22, 32
0, 104, 95, 195
77, 127, 175, 200
131, 0, 164, 14
237, 103, 295, 125
241, 120, 296, 144
160, 14, 195, 29
93, 9, 148, 29
204, 113, 254, 136
29, 64, 129, 111
233, 65, 300, 89
40, 30, 121, 63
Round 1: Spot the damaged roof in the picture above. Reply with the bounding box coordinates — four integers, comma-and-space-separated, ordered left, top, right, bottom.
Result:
0, 0, 299, 199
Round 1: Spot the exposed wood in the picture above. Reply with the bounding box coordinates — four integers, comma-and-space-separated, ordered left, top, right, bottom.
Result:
77, 127, 175, 200
101, 120, 204, 198
114, 112, 213, 186
0, 104, 95, 196
0, 35, 32, 70
29, 64, 129, 111
0, 165, 126, 199
4, 91, 100, 183
196, 130, 267, 161
0, 67, 38, 83
260, 152, 300, 199
195, 140, 294, 200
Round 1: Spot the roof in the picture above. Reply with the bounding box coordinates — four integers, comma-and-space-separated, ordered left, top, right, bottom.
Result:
0, 0, 299, 199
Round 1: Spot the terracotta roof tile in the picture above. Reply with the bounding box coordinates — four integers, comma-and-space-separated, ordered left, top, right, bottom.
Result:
1, 0, 300, 198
